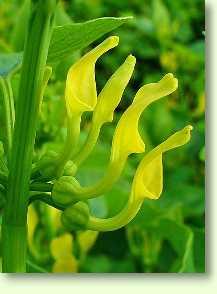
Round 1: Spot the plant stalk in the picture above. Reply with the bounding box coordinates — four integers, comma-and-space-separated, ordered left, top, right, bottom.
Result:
2, 0, 57, 273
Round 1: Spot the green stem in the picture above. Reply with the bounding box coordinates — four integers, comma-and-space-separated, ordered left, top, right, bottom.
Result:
70, 157, 127, 201
29, 192, 65, 210
56, 114, 81, 176
30, 182, 53, 192
2, 0, 57, 273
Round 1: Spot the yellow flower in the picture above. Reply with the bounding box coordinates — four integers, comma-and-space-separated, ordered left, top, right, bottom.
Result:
52, 257, 78, 273
65, 36, 119, 116
86, 125, 193, 231
50, 233, 78, 273
73, 53, 136, 166
50, 233, 73, 259
133, 125, 193, 200
93, 54, 136, 125
49, 206, 62, 233
44, 36, 193, 235
56, 36, 119, 171
52, 73, 179, 202
110, 73, 178, 162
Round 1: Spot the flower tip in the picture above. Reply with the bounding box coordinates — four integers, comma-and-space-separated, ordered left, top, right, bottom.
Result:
188, 125, 193, 131
169, 125, 193, 148
183, 125, 193, 136
106, 36, 119, 47
160, 73, 178, 92
125, 54, 136, 66
179, 125, 193, 145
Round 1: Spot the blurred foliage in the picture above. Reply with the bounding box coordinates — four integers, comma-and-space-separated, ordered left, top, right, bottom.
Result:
0, 0, 204, 273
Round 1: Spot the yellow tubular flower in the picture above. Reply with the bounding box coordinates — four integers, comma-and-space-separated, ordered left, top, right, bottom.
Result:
56, 36, 119, 173
94, 55, 136, 124
111, 73, 178, 161
63, 73, 178, 201
86, 125, 193, 231
65, 36, 119, 116
73, 54, 136, 166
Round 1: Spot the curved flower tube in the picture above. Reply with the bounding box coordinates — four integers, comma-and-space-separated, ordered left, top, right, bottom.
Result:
52, 73, 178, 204
56, 36, 119, 173
86, 125, 193, 231
73, 54, 136, 166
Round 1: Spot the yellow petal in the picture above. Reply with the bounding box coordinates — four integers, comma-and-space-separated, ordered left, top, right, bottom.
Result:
133, 73, 178, 105
65, 36, 119, 115
49, 206, 62, 232
111, 106, 145, 161
52, 256, 78, 273
133, 125, 193, 200
50, 233, 73, 259
93, 54, 136, 124
110, 73, 178, 161
139, 155, 163, 199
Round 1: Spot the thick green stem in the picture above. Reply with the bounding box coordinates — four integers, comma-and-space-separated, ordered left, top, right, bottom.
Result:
2, 0, 57, 273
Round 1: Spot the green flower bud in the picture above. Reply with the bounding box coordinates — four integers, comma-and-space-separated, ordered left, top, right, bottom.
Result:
52, 176, 81, 205
36, 151, 58, 180
61, 201, 90, 231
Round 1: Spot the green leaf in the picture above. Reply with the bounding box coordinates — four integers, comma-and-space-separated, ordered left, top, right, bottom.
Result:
156, 219, 195, 273
47, 17, 132, 63
152, 0, 171, 41
0, 17, 131, 75
0, 53, 22, 77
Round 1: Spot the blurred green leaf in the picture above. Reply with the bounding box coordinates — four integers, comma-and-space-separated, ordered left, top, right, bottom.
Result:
11, 0, 30, 51
152, 0, 171, 41
26, 259, 47, 273
156, 219, 194, 272
0, 52, 22, 77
